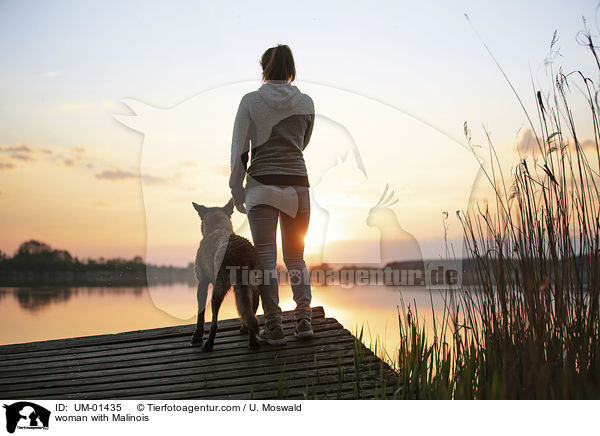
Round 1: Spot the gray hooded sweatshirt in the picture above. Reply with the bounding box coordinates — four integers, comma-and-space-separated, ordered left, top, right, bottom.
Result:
229, 81, 315, 205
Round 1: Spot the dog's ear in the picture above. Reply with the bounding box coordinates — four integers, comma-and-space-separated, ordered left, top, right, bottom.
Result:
223, 198, 234, 216
192, 202, 208, 218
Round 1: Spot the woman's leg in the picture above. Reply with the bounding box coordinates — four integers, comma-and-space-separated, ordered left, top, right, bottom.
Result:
280, 186, 312, 323
247, 204, 282, 330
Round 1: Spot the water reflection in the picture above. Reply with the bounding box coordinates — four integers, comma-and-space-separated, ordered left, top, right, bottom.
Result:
0, 284, 451, 356
2, 287, 146, 312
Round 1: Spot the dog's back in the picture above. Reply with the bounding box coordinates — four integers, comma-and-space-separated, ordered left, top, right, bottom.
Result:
195, 230, 260, 284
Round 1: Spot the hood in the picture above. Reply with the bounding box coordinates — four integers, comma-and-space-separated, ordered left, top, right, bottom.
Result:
258, 81, 301, 110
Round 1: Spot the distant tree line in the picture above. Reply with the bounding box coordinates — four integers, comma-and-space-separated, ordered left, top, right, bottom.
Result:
0, 240, 195, 286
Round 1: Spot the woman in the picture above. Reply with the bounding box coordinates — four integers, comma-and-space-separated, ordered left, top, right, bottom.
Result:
229, 44, 315, 345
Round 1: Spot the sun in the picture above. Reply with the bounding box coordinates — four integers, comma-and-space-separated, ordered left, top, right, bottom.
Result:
303, 226, 326, 258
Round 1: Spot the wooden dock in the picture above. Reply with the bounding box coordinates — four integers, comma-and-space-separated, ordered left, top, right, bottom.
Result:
0, 307, 399, 399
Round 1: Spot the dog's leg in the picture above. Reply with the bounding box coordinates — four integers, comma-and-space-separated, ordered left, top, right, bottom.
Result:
234, 284, 260, 349
252, 286, 260, 314
240, 287, 260, 334
190, 273, 209, 347
246, 314, 260, 350
239, 283, 260, 335
248, 287, 260, 349
239, 284, 249, 334
202, 280, 227, 352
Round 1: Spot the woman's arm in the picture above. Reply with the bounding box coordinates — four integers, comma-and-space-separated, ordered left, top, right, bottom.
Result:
303, 114, 315, 150
229, 96, 251, 213
303, 98, 315, 150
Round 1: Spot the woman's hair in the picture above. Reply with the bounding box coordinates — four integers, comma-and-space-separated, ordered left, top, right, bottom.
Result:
260, 44, 296, 82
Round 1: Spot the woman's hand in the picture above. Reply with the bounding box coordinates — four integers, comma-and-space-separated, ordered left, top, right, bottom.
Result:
234, 200, 247, 214
231, 185, 247, 214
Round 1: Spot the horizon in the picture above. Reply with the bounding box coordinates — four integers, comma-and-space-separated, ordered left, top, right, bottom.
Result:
0, 238, 454, 267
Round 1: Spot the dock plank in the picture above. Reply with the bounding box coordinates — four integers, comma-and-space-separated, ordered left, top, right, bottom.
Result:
0, 306, 399, 400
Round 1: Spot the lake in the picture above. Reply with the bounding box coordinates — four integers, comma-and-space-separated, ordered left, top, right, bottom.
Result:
0, 284, 452, 358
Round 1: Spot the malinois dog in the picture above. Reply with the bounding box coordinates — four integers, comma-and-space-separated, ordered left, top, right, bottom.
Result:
190, 199, 261, 351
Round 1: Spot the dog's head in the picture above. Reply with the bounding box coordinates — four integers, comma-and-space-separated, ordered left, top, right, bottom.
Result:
192, 199, 234, 236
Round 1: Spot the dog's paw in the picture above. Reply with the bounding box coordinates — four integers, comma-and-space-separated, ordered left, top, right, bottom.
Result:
202, 342, 214, 352
190, 333, 203, 347
239, 325, 248, 335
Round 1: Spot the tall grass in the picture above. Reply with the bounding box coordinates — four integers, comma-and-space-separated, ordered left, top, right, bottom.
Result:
395, 26, 600, 399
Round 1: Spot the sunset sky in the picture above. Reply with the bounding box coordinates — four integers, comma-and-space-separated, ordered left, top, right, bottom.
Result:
1, 0, 598, 266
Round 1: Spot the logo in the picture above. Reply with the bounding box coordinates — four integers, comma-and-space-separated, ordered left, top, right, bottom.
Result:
3, 402, 50, 434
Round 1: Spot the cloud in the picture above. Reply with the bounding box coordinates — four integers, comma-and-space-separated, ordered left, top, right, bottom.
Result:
516, 129, 539, 153
141, 174, 169, 185
0, 143, 171, 186
517, 129, 598, 153
0, 144, 33, 154
38, 145, 88, 168
179, 161, 197, 168
11, 153, 34, 161
95, 169, 138, 181
581, 139, 597, 149
94, 168, 170, 185
0, 144, 34, 170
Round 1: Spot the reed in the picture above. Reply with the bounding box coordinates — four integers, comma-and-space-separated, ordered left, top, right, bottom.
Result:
395, 24, 600, 399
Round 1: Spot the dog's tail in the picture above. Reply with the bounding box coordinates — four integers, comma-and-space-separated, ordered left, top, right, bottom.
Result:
226, 234, 261, 333
234, 282, 259, 334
